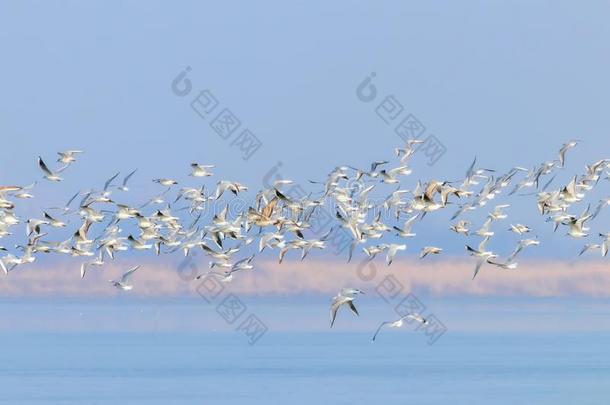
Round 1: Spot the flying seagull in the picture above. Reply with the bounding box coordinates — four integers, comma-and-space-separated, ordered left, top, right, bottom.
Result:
372, 314, 428, 341
38, 157, 67, 182
109, 265, 140, 290
330, 288, 364, 328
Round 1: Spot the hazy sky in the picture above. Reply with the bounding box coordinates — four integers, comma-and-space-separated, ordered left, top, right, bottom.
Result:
3, 8, 610, 403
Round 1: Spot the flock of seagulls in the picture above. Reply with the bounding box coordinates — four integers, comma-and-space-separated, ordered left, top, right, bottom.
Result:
1, 139, 609, 341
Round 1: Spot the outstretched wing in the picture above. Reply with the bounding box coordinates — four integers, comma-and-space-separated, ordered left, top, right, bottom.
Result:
121, 265, 140, 283
472, 258, 485, 280
372, 321, 390, 342
38, 157, 53, 176
329, 299, 341, 328
347, 300, 359, 316
104, 172, 120, 191
123, 169, 138, 186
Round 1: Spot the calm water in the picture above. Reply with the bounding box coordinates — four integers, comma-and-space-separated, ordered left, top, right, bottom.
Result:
1, 297, 609, 404
1, 330, 609, 404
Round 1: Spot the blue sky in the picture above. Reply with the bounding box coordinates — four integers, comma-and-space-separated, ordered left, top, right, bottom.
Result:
1, 1, 610, 257
2, 1, 609, 182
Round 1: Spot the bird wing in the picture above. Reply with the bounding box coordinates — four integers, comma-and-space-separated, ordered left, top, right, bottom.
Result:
64, 191, 81, 208
38, 157, 54, 176
403, 214, 419, 232
215, 182, 232, 198
123, 169, 138, 186
346, 240, 356, 263
477, 236, 490, 252
347, 300, 359, 316
56, 164, 70, 173
121, 265, 140, 283
405, 314, 426, 324
466, 156, 477, 178
472, 258, 485, 280
43, 211, 57, 222
542, 174, 556, 191
78, 220, 92, 240
104, 172, 120, 191
358, 184, 376, 205
261, 197, 278, 219
372, 321, 390, 341
329, 297, 344, 328
233, 254, 254, 269
578, 244, 592, 256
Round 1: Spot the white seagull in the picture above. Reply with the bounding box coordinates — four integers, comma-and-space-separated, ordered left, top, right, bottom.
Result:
330, 288, 364, 328
109, 265, 140, 290
372, 314, 428, 341
57, 150, 83, 165
38, 157, 67, 182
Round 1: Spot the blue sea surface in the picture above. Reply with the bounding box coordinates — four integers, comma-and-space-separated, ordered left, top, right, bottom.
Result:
1, 329, 609, 404
1, 296, 610, 404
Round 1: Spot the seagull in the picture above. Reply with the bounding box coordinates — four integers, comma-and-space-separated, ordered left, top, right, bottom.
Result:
139, 188, 171, 208
566, 210, 592, 238
102, 172, 120, 192
486, 259, 518, 270
558, 140, 579, 167
12, 182, 36, 199
370, 160, 390, 173
48, 190, 81, 214
591, 198, 610, 220
215, 181, 248, 199
384, 244, 406, 266
117, 169, 138, 192
109, 265, 140, 290
393, 214, 418, 238
579, 243, 601, 256
379, 166, 412, 184
80, 251, 105, 278
330, 288, 364, 328
38, 157, 67, 182
57, 150, 83, 165
466, 237, 495, 259
259, 232, 284, 252
372, 314, 428, 341
153, 178, 178, 187
488, 204, 510, 220
508, 239, 540, 262
560, 176, 585, 203
395, 139, 424, 163
203, 255, 255, 282
363, 245, 386, 261
420, 246, 442, 259
466, 237, 498, 279
450, 220, 470, 235
43, 212, 66, 228
475, 218, 495, 237
509, 224, 531, 235
190, 163, 215, 177
127, 235, 153, 250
